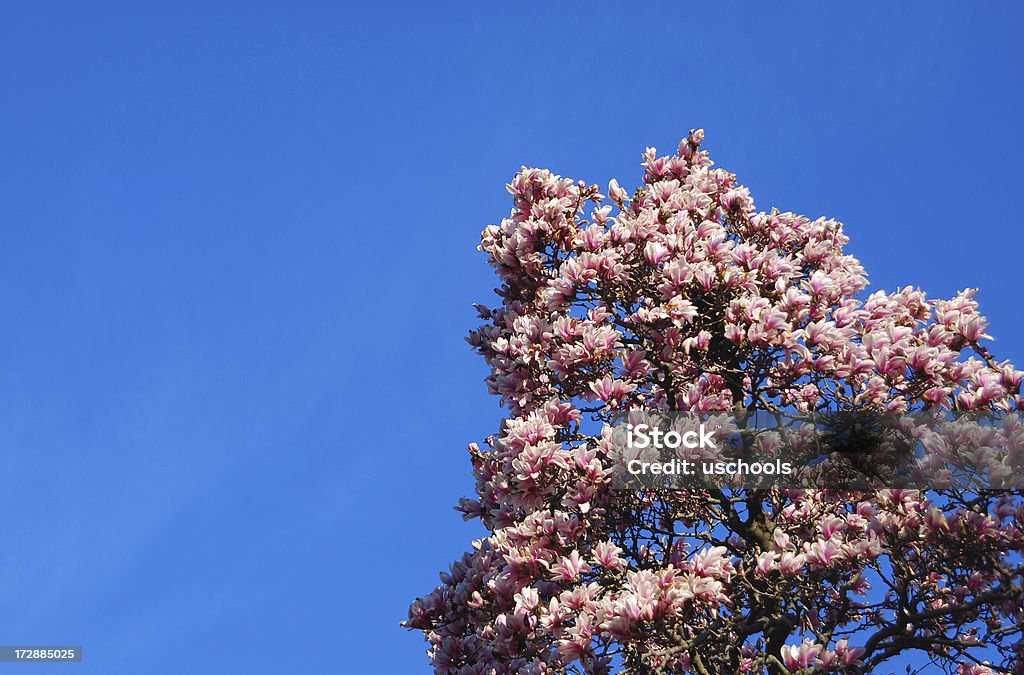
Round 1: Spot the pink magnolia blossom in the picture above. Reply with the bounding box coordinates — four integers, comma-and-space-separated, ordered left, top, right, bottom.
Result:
780, 639, 822, 669
550, 550, 590, 582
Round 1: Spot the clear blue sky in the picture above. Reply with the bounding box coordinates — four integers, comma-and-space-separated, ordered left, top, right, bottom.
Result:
1, 3, 1021, 673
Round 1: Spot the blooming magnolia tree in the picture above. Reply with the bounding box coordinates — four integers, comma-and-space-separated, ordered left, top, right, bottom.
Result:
406, 131, 1024, 674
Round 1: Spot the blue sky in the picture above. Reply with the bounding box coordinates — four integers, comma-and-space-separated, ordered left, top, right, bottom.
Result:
0, 3, 1022, 673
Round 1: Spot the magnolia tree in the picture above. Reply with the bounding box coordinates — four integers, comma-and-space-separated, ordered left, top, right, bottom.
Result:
405, 131, 1024, 674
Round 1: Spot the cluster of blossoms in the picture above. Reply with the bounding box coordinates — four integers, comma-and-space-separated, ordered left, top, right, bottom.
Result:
406, 132, 1024, 673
